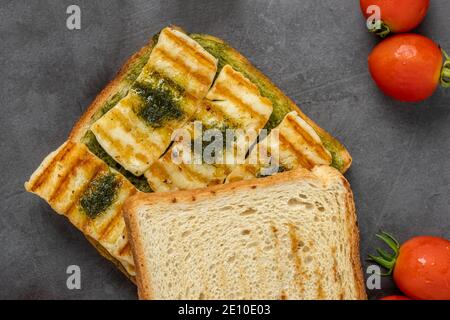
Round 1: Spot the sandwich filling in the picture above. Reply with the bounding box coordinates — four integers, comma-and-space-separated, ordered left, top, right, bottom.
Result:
226, 111, 332, 183
145, 65, 273, 192
90, 27, 218, 176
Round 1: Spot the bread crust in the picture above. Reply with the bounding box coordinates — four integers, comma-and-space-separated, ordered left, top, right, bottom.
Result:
124, 166, 367, 300
344, 181, 368, 300
69, 38, 155, 142
311, 167, 367, 300
123, 200, 153, 299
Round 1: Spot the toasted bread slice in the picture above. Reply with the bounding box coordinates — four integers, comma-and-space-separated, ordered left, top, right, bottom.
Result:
226, 111, 332, 182
124, 166, 366, 300
144, 65, 273, 191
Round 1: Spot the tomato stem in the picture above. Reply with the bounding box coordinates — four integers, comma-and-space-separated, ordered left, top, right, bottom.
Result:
441, 49, 450, 88
368, 231, 400, 276
368, 21, 391, 38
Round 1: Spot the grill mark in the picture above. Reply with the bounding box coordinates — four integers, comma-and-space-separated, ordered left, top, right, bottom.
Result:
108, 107, 161, 154
93, 123, 151, 171
47, 148, 89, 204
119, 242, 131, 256
152, 47, 212, 87
244, 164, 258, 176
50, 157, 103, 212
212, 83, 267, 124
315, 268, 326, 299
288, 224, 304, 296
92, 123, 125, 154
278, 134, 314, 169
217, 67, 272, 119
178, 163, 211, 184
331, 246, 345, 299
98, 183, 137, 240
98, 202, 126, 240
29, 142, 75, 192
271, 224, 284, 299
81, 178, 129, 234
163, 29, 216, 68
64, 167, 108, 218
285, 115, 331, 162
146, 161, 172, 189
200, 101, 241, 129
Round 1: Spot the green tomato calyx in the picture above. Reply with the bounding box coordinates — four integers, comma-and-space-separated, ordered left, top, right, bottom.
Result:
368, 231, 400, 276
441, 49, 450, 88
368, 21, 391, 38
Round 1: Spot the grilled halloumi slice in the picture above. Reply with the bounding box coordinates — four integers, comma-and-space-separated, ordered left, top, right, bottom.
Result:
91, 27, 218, 176
144, 27, 218, 99
145, 65, 273, 192
206, 65, 273, 131
226, 111, 332, 183
25, 141, 137, 276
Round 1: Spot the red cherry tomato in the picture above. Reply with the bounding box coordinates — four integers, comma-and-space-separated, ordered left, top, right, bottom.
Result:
394, 236, 450, 300
380, 295, 411, 300
368, 34, 449, 102
370, 233, 450, 300
360, 0, 430, 36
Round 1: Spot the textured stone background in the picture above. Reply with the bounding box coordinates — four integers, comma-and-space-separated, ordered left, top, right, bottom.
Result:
1, 0, 449, 300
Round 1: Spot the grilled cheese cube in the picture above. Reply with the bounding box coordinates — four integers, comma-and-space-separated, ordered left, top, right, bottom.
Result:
25, 141, 137, 276
205, 65, 273, 130
144, 119, 230, 192
226, 111, 332, 183
145, 65, 273, 192
146, 27, 218, 99
91, 27, 217, 176
91, 88, 198, 176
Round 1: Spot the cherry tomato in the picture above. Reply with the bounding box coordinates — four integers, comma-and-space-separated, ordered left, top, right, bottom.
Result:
368, 34, 449, 102
394, 236, 450, 300
360, 0, 430, 36
369, 233, 450, 300
380, 295, 411, 300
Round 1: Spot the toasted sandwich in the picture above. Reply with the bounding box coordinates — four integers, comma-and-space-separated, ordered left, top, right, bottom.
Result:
25, 26, 352, 280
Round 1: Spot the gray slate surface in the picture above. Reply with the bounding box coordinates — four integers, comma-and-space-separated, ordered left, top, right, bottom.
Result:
1, 0, 449, 300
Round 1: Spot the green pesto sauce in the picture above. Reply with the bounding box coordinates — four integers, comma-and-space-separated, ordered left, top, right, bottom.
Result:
125, 51, 153, 83
94, 90, 127, 123
191, 34, 346, 172
80, 172, 120, 219
89, 46, 154, 124
132, 77, 184, 128
80, 43, 157, 193
191, 34, 289, 131
81, 131, 153, 193
321, 137, 344, 171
